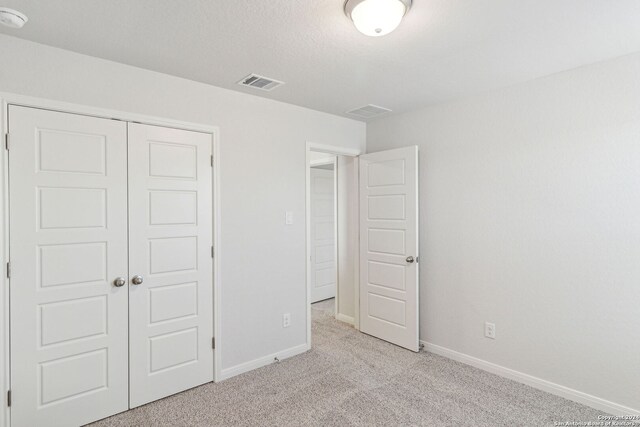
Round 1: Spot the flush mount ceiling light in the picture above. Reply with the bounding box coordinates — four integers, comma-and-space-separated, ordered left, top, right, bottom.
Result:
344, 0, 411, 37
0, 7, 28, 28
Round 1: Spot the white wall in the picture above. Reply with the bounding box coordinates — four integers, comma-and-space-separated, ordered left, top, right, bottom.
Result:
367, 52, 640, 413
0, 34, 365, 422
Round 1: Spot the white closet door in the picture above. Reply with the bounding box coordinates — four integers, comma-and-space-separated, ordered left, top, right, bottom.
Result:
128, 123, 214, 408
310, 166, 337, 303
8, 106, 129, 426
359, 146, 419, 352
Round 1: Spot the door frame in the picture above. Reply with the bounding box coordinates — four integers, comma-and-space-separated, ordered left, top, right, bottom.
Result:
0, 93, 222, 427
305, 142, 361, 350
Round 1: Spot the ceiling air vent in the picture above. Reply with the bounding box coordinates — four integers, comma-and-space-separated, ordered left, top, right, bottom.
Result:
346, 104, 392, 119
237, 74, 284, 92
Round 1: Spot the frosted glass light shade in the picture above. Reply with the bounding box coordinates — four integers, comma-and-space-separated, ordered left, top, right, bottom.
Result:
0, 8, 28, 29
346, 0, 410, 37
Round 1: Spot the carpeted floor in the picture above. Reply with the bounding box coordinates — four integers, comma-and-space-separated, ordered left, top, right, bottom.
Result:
89, 300, 604, 426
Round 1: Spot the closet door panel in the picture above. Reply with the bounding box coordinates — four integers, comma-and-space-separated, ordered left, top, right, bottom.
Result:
128, 123, 213, 408
8, 106, 129, 427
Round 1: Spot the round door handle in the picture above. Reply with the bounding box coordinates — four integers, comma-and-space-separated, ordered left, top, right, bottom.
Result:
113, 277, 126, 287
406, 256, 415, 264
131, 275, 144, 285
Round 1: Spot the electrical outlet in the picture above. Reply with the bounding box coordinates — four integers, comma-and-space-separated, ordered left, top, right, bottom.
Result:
485, 322, 496, 339
285, 211, 294, 225
283, 313, 291, 328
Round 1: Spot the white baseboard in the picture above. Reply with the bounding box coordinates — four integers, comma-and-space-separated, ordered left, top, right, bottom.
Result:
336, 313, 355, 325
218, 343, 310, 381
422, 341, 639, 416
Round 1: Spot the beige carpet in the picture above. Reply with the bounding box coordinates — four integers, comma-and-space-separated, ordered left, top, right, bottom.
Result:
90, 301, 604, 426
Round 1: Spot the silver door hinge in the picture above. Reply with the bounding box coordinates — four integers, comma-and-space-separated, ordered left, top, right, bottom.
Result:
212, 338, 215, 349
211, 246, 214, 258
210, 155, 213, 167
416, 257, 419, 264
7, 390, 11, 407
4, 133, 8, 151
6, 262, 10, 279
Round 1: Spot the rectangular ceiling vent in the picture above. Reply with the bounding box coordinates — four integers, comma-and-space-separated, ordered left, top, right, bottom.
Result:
238, 74, 284, 92
346, 104, 392, 119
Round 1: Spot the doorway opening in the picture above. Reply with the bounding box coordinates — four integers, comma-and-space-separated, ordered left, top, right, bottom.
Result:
306, 143, 361, 349
309, 155, 337, 306
306, 143, 421, 353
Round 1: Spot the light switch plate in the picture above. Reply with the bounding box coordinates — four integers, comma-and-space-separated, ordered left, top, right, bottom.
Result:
285, 211, 293, 225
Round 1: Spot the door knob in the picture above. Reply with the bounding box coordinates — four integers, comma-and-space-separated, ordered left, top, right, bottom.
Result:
113, 277, 126, 287
132, 275, 144, 285
406, 256, 415, 264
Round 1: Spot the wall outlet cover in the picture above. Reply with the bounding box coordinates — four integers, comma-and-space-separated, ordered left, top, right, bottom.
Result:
485, 322, 496, 339
283, 313, 291, 328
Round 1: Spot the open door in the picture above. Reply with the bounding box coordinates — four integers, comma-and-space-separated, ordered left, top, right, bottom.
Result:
359, 146, 419, 352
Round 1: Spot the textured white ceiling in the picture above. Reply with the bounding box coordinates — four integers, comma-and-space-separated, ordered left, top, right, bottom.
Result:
1, 0, 640, 120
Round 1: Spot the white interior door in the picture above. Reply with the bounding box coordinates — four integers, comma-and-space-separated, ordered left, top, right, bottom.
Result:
128, 123, 214, 408
8, 106, 129, 426
310, 165, 337, 303
359, 146, 419, 352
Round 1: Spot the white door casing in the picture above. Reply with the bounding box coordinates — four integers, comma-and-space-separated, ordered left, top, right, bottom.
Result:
359, 146, 419, 352
310, 166, 337, 303
8, 106, 129, 426
128, 123, 214, 408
